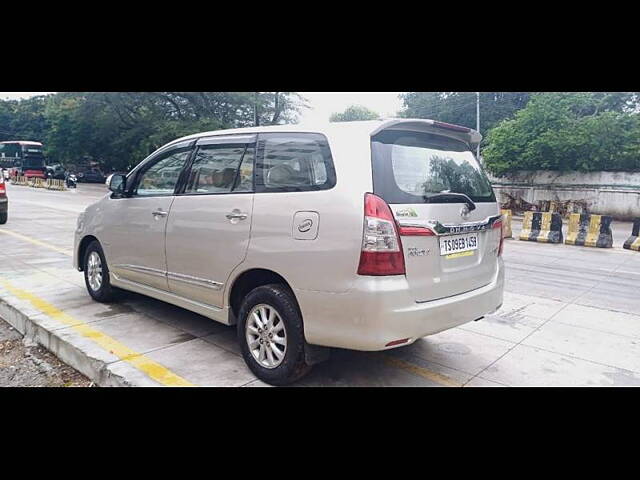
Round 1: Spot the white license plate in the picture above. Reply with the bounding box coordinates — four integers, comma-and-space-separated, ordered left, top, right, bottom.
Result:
439, 233, 478, 256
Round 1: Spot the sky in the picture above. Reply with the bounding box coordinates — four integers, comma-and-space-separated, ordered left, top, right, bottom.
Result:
0, 92, 406, 122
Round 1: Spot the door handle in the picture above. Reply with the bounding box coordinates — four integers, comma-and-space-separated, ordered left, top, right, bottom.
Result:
226, 210, 248, 221
152, 209, 169, 218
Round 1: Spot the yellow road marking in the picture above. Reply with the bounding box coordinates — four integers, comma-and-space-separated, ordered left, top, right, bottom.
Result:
383, 355, 461, 387
0, 277, 194, 387
0, 228, 73, 257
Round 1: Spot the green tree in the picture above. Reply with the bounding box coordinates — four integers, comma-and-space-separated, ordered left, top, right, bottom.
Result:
0, 92, 305, 172
330, 105, 380, 122
483, 92, 640, 175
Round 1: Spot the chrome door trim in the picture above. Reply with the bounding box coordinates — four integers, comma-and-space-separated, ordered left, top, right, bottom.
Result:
398, 214, 502, 236
167, 271, 224, 291
196, 134, 257, 146
114, 264, 167, 278
110, 274, 230, 324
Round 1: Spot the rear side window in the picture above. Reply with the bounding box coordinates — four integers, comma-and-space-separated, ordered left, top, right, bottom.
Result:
185, 144, 255, 194
371, 130, 495, 204
256, 133, 336, 192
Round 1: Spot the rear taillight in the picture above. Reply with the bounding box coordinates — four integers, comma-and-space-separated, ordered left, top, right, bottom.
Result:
357, 193, 406, 276
0, 179, 5, 196
493, 219, 504, 256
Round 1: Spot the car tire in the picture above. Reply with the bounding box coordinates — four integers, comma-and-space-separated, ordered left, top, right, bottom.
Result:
83, 240, 117, 303
0, 211, 6, 224
237, 284, 312, 386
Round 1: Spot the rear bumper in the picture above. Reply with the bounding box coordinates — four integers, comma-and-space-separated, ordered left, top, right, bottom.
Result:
295, 259, 504, 351
0, 197, 7, 213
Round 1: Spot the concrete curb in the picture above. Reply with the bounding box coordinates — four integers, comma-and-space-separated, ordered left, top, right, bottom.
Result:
0, 295, 133, 387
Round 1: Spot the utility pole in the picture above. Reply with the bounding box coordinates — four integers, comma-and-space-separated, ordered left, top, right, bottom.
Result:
476, 92, 481, 160
254, 92, 259, 127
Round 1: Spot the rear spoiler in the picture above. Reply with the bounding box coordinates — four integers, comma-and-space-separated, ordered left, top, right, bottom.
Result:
370, 118, 482, 149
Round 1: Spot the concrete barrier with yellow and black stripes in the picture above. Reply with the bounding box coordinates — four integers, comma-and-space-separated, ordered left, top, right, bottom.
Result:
31, 178, 46, 188
46, 179, 66, 191
500, 209, 513, 238
518, 211, 563, 243
623, 218, 640, 252
565, 213, 613, 248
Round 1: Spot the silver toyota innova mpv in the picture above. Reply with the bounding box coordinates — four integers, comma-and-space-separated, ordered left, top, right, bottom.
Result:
74, 119, 504, 385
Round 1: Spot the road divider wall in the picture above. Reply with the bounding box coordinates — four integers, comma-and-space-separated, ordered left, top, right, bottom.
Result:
518, 211, 563, 243
623, 218, 640, 252
11, 176, 28, 186
8, 176, 66, 191
46, 179, 66, 191
32, 178, 46, 188
565, 213, 613, 248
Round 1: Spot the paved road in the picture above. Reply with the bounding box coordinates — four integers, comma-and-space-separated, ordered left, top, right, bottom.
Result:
1, 182, 640, 386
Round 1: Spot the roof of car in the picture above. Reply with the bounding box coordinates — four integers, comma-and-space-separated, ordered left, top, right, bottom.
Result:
0, 141, 43, 146
163, 118, 481, 150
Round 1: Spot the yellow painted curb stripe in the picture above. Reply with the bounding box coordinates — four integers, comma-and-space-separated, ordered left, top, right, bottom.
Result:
0, 278, 194, 387
632, 237, 640, 251
383, 355, 461, 387
0, 228, 73, 257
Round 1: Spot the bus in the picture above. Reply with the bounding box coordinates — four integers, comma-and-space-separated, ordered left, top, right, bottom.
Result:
0, 141, 47, 179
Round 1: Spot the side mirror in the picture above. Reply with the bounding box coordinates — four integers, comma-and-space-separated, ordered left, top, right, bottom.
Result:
107, 173, 126, 194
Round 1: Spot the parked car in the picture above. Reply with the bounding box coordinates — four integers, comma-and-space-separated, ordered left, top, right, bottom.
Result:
73, 119, 504, 385
45, 163, 66, 180
0, 174, 8, 224
77, 168, 106, 183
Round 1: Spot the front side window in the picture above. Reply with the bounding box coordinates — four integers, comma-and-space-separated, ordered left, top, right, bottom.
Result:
134, 148, 191, 197
184, 144, 254, 194
256, 133, 336, 192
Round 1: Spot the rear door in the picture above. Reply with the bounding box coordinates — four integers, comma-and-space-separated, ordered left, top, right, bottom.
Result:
371, 128, 501, 302
164, 135, 256, 308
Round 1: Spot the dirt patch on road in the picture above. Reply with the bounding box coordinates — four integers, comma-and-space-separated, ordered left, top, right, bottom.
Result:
0, 318, 92, 387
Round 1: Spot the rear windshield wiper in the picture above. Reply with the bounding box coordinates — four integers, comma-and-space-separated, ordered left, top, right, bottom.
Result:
424, 192, 476, 212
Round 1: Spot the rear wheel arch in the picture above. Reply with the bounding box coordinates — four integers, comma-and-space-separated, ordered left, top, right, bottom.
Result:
228, 268, 298, 325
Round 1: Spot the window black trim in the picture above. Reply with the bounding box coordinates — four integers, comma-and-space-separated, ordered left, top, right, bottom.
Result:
176, 138, 257, 197
123, 142, 196, 199
254, 132, 336, 194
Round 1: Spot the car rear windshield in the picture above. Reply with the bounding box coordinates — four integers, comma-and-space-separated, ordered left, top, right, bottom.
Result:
371, 130, 496, 204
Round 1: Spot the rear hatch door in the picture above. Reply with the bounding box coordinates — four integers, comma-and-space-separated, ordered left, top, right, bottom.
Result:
371, 125, 501, 303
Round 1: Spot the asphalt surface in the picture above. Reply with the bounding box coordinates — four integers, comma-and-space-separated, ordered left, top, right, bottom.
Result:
1, 182, 640, 386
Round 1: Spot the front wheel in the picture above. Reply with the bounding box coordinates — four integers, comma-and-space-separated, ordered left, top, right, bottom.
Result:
83, 240, 117, 302
237, 284, 311, 386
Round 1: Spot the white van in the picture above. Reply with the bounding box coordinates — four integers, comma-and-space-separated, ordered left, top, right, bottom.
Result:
74, 119, 504, 385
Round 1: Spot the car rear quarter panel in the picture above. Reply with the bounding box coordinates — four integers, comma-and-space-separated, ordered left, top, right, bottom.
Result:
238, 129, 372, 294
